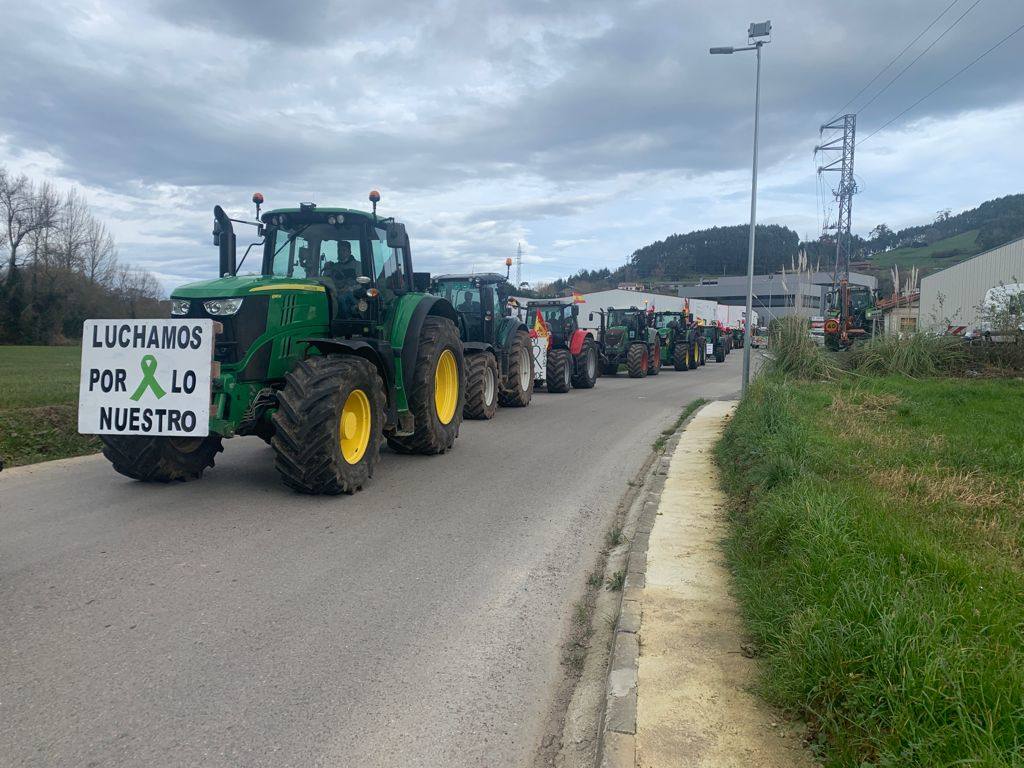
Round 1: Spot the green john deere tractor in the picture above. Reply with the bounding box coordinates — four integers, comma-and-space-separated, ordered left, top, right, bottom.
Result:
597, 307, 660, 378
430, 273, 533, 419
651, 311, 700, 371
100, 192, 465, 495
703, 323, 730, 363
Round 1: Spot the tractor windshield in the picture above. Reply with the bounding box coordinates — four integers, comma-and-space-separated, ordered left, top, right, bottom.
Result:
606, 309, 638, 327
267, 223, 367, 282
653, 313, 681, 329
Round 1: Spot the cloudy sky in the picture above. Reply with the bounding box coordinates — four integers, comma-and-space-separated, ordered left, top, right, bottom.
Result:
1, 0, 1021, 290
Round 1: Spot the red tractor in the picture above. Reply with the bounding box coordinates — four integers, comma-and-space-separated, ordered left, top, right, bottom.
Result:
525, 300, 599, 392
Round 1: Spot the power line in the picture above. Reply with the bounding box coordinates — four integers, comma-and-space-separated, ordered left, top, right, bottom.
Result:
826, 0, 960, 123
856, 0, 985, 117
859, 19, 1024, 146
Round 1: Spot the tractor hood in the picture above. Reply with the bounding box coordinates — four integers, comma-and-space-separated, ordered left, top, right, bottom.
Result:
171, 275, 326, 299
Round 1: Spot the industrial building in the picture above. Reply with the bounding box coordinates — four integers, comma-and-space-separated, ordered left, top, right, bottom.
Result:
919, 236, 1024, 333
677, 271, 877, 323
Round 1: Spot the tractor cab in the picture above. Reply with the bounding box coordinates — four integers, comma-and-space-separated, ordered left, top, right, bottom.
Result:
526, 300, 579, 346
257, 202, 415, 338
824, 279, 876, 349
602, 307, 649, 354
431, 272, 508, 344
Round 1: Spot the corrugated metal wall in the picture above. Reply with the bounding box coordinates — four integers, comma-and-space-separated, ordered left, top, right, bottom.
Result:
919, 237, 1024, 331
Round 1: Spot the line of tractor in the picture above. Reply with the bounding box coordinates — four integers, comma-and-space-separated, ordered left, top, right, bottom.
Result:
91, 193, 736, 495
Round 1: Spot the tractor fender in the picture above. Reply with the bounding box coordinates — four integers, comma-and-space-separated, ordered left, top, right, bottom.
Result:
301, 338, 394, 395
462, 341, 496, 356
569, 329, 590, 356
400, 295, 460, 395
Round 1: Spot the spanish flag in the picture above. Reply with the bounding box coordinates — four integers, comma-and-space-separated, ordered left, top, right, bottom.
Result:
532, 310, 550, 338
572, 291, 585, 304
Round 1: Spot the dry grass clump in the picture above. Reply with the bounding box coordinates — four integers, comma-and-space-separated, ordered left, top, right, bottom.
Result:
872, 465, 1009, 510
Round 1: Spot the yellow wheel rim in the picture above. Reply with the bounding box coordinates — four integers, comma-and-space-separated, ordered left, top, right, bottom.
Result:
339, 389, 372, 465
434, 349, 459, 425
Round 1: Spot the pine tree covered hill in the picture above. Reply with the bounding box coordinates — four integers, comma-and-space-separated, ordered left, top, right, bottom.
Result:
545, 193, 1024, 295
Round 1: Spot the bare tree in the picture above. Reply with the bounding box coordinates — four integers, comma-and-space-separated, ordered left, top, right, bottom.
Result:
0, 170, 58, 282
83, 218, 119, 286
55, 187, 92, 273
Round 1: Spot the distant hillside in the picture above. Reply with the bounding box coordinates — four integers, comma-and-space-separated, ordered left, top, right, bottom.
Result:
544, 193, 1023, 296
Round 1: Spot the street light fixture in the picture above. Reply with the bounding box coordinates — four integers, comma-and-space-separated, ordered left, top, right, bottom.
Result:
711, 20, 770, 395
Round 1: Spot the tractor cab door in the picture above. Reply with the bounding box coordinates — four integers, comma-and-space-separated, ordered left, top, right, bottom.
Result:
479, 285, 496, 343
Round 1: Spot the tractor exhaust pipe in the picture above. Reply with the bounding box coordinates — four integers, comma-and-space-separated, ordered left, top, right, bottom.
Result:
213, 205, 237, 277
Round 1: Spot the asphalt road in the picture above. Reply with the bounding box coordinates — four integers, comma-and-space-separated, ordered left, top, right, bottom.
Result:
1, 354, 743, 768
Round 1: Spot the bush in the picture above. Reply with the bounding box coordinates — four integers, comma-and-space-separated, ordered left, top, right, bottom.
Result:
767, 317, 840, 380
845, 333, 968, 377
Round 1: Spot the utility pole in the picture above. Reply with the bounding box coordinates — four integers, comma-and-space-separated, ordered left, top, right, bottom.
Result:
816, 114, 857, 284
515, 242, 522, 287
710, 19, 771, 396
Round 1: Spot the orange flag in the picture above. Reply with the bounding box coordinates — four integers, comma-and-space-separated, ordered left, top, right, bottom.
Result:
572, 291, 585, 303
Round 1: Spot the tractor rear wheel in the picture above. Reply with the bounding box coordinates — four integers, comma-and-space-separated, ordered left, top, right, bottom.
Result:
546, 348, 572, 393
648, 343, 660, 375
715, 342, 727, 363
689, 341, 699, 370
465, 352, 499, 420
699, 342, 707, 366
571, 338, 598, 389
673, 343, 688, 371
499, 330, 533, 408
627, 342, 648, 378
387, 316, 464, 454
101, 434, 223, 483
271, 356, 385, 494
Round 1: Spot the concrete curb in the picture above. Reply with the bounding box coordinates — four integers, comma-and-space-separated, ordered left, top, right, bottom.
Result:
593, 409, 702, 768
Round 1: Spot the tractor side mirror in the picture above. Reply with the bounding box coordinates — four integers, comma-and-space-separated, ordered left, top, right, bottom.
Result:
572, 305, 579, 317
386, 222, 409, 249
589, 313, 594, 321
213, 205, 236, 277
413, 271, 431, 291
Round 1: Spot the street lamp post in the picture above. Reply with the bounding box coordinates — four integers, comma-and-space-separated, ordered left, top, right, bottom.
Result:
711, 20, 771, 395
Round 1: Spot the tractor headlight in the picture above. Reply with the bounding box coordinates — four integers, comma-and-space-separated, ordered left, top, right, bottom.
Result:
170, 298, 191, 316
203, 298, 244, 316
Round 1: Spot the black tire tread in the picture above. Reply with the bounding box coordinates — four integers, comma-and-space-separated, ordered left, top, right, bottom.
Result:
387, 316, 464, 455
571, 338, 598, 389
271, 355, 385, 495
101, 434, 223, 483
546, 348, 572, 393
499, 330, 533, 408
464, 352, 498, 420
626, 343, 648, 378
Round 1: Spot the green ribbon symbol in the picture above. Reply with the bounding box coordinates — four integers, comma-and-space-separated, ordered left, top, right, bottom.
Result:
130, 355, 167, 401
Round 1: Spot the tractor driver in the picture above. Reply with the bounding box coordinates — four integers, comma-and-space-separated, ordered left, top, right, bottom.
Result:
458, 291, 477, 313
321, 240, 361, 318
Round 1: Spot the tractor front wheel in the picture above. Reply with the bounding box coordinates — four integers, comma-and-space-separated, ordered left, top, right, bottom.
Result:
387, 316, 464, 454
546, 348, 572, 393
101, 434, 223, 483
715, 341, 727, 363
626, 343, 648, 378
465, 352, 499, 420
689, 341, 700, 369
271, 355, 385, 494
673, 343, 688, 371
571, 339, 598, 389
499, 330, 533, 408
648, 343, 660, 375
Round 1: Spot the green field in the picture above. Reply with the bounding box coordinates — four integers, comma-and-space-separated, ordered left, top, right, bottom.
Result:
717, 374, 1024, 765
868, 229, 982, 270
0, 346, 100, 467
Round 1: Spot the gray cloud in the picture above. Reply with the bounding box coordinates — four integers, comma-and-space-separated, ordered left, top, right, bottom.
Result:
0, 0, 1021, 288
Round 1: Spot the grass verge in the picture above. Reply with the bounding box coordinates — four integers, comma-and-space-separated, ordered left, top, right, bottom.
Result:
716, 374, 1024, 765
0, 346, 99, 467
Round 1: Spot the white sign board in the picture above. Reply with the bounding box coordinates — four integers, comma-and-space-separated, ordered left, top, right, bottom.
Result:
706, 341, 714, 355
79, 319, 215, 436
531, 337, 548, 383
